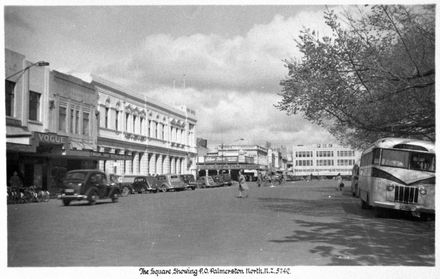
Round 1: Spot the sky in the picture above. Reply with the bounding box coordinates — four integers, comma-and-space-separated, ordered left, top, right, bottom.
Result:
3, 2, 348, 149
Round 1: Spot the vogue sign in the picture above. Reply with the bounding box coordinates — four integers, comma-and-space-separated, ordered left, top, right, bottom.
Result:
34, 132, 68, 145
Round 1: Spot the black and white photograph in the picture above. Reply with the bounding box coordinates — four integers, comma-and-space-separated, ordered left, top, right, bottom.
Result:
2, 1, 437, 279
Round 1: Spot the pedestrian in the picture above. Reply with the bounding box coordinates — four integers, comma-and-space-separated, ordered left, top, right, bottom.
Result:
336, 173, 344, 191
237, 169, 249, 198
269, 171, 275, 188
9, 171, 23, 188
257, 170, 263, 187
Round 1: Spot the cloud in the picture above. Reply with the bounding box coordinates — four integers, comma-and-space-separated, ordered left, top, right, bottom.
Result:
95, 11, 334, 93
91, 9, 339, 148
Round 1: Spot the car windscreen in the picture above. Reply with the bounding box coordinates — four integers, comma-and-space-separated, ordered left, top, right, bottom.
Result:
65, 172, 86, 181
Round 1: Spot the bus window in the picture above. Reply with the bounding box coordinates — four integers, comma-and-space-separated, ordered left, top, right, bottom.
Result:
381, 149, 408, 168
373, 148, 381, 165
410, 153, 435, 172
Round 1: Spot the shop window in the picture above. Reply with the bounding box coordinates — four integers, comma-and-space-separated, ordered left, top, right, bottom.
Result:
5, 80, 15, 117
29, 91, 41, 121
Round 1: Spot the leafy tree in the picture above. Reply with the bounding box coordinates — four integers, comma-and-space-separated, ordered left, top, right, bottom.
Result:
277, 5, 435, 149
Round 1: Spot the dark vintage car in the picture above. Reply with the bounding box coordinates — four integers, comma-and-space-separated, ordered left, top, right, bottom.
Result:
198, 176, 223, 188
119, 175, 137, 196
132, 176, 160, 193
180, 174, 199, 190
212, 175, 225, 187
220, 173, 233, 186
58, 169, 121, 206
156, 174, 186, 192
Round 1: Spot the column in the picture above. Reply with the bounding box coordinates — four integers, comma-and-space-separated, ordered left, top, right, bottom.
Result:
133, 152, 140, 174
176, 157, 181, 174
125, 151, 132, 174
156, 154, 163, 174
118, 149, 125, 175
140, 152, 149, 175
171, 157, 175, 174
98, 146, 105, 171
104, 148, 115, 172
183, 157, 188, 174
163, 155, 170, 174
149, 153, 156, 175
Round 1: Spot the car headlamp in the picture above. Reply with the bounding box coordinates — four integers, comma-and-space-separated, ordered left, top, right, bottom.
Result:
386, 185, 395, 191
419, 187, 427, 195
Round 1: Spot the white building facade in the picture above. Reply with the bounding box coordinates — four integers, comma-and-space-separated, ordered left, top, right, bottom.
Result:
291, 143, 361, 178
92, 76, 197, 177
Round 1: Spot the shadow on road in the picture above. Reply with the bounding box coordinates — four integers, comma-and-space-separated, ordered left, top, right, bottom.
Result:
259, 190, 435, 266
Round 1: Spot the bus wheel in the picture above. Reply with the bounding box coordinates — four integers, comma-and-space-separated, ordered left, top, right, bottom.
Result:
374, 207, 387, 218
360, 198, 369, 209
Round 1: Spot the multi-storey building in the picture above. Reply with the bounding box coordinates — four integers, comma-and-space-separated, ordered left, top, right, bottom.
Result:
5, 48, 198, 193
5, 49, 106, 192
197, 144, 269, 180
291, 143, 361, 178
92, 75, 197, 177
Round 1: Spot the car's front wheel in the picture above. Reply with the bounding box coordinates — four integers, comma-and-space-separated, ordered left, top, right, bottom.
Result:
62, 199, 70, 206
111, 193, 119, 203
121, 186, 131, 197
160, 185, 167, 193
88, 191, 98, 205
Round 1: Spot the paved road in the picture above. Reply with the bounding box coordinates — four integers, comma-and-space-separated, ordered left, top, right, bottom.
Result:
7, 180, 435, 266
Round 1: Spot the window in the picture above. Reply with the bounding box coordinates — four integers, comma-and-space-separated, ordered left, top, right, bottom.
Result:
162, 124, 165, 140
70, 108, 75, 133
29, 91, 41, 121
5, 80, 15, 117
317, 151, 333, 157
115, 110, 119, 130
317, 159, 334, 166
59, 107, 67, 132
381, 149, 409, 168
133, 115, 137, 133
148, 120, 151, 137
75, 111, 80, 134
105, 107, 109, 128
140, 118, 143, 135
83, 112, 89, 135
360, 151, 373, 167
126, 113, 129, 132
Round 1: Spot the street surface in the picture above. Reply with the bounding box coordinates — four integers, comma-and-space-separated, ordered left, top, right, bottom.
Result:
8, 180, 435, 266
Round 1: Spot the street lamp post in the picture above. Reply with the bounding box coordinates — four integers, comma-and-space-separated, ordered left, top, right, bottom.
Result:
6, 61, 50, 80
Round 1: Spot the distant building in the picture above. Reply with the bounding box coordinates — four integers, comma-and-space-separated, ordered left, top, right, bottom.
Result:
291, 143, 361, 178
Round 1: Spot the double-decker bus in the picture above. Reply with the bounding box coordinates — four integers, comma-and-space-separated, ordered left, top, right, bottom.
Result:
358, 138, 435, 219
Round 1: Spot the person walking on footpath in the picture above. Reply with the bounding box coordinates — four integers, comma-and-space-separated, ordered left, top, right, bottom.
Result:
336, 173, 344, 191
237, 169, 249, 198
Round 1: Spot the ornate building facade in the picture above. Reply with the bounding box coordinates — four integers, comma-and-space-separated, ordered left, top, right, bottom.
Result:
92, 75, 197, 177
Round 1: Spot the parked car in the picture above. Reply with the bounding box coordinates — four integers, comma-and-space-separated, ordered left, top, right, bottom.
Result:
221, 173, 233, 186
132, 176, 160, 193
212, 175, 225, 187
156, 174, 186, 192
180, 174, 199, 190
119, 175, 136, 196
199, 176, 223, 188
58, 169, 121, 206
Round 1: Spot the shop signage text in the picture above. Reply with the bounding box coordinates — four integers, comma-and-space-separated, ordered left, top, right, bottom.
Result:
35, 132, 68, 145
